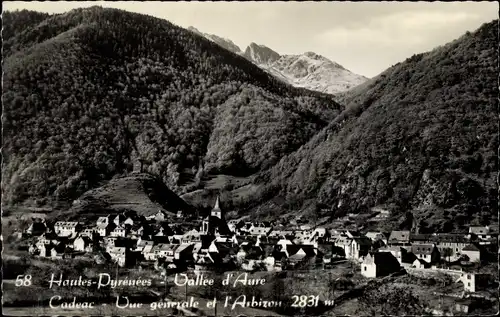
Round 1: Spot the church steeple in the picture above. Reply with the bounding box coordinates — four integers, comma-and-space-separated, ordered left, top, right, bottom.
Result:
214, 196, 220, 210
211, 195, 222, 219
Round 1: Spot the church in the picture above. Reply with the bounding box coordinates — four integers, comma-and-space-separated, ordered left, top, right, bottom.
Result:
201, 196, 232, 236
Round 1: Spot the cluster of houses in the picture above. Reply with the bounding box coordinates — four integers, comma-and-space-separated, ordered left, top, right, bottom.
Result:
26, 197, 328, 273
24, 197, 496, 293
355, 227, 496, 293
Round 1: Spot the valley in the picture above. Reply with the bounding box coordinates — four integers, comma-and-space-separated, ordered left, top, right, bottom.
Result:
1, 5, 498, 316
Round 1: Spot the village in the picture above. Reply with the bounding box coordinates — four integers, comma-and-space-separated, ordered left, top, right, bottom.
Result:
23, 196, 498, 303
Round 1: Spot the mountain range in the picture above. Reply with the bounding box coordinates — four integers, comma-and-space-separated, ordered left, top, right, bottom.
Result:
2, 7, 497, 233
188, 26, 368, 94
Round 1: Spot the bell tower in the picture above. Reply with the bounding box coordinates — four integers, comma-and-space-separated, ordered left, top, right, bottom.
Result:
211, 196, 222, 219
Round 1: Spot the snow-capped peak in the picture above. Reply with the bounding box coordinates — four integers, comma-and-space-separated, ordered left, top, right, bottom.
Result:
243, 43, 281, 65
267, 53, 367, 94
187, 27, 368, 94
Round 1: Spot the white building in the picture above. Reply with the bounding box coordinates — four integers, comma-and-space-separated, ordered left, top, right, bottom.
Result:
74, 236, 93, 252
110, 226, 126, 237
54, 222, 79, 237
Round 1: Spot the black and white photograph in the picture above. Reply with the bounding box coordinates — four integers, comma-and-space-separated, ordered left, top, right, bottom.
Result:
2, 1, 499, 316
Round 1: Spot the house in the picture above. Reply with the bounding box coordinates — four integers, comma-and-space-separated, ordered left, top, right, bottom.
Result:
365, 232, 387, 244
208, 241, 236, 260
238, 222, 254, 234
215, 235, 237, 244
80, 228, 98, 240
294, 230, 314, 244
410, 243, 440, 264
193, 253, 220, 273
232, 235, 249, 246
461, 244, 481, 262
328, 230, 344, 242
238, 244, 265, 271
316, 242, 333, 259
310, 228, 330, 242
345, 230, 361, 238
361, 252, 401, 278
412, 258, 430, 269
181, 229, 201, 244
96, 221, 116, 237
50, 243, 67, 259
174, 243, 194, 262
54, 222, 80, 237
73, 236, 93, 252
248, 224, 272, 236
103, 236, 117, 249
236, 244, 263, 264
192, 235, 213, 262
143, 245, 156, 261
259, 244, 282, 271
146, 210, 167, 221
388, 230, 410, 246
348, 237, 372, 260
459, 272, 490, 293
154, 227, 168, 237
468, 226, 490, 239
227, 219, 241, 233
258, 236, 279, 245
108, 246, 128, 267
169, 234, 184, 244
409, 233, 434, 244
96, 216, 110, 227
372, 207, 391, 219
287, 246, 315, 264
155, 244, 178, 261
113, 214, 126, 226
129, 225, 145, 238
192, 242, 204, 261
110, 225, 126, 237
36, 232, 57, 247
29, 244, 40, 255
334, 236, 352, 258
134, 239, 154, 252
432, 234, 469, 259
25, 218, 47, 236
276, 238, 294, 251
281, 244, 316, 267
377, 246, 405, 264
454, 298, 476, 314
123, 217, 135, 226
38, 244, 53, 257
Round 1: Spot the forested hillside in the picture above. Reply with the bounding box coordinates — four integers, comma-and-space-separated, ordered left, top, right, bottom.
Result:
2, 7, 497, 233
252, 20, 498, 232
2, 7, 341, 206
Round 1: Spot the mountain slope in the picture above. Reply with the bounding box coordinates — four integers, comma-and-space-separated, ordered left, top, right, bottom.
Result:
188, 27, 368, 94
251, 20, 498, 232
2, 7, 342, 207
60, 173, 196, 221
187, 26, 241, 55
243, 47, 368, 94
265, 52, 368, 94
243, 42, 281, 65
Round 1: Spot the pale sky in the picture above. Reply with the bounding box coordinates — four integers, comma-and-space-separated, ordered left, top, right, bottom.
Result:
4, 1, 498, 77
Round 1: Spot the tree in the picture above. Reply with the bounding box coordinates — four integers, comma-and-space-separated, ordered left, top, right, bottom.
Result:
441, 248, 453, 265
358, 285, 425, 316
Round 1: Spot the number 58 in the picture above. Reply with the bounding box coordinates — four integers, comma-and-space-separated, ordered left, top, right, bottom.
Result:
15, 275, 32, 287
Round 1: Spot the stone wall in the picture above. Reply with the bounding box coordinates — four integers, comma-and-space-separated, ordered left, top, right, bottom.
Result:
406, 267, 463, 280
